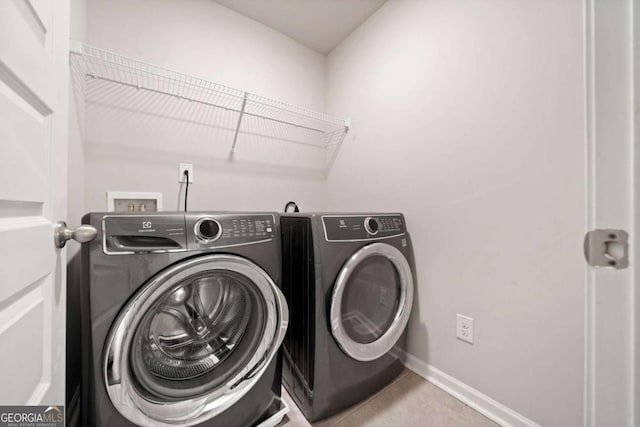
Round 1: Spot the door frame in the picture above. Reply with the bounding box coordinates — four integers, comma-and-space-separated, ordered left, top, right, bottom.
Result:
584, 0, 637, 425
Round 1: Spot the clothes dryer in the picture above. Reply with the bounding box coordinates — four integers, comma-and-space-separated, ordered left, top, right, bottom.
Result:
280, 213, 414, 422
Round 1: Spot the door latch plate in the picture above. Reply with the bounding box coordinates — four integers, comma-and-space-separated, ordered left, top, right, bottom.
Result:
583, 229, 629, 269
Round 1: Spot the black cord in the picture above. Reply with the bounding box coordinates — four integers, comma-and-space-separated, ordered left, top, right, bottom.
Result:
284, 201, 299, 212
184, 170, 189, 212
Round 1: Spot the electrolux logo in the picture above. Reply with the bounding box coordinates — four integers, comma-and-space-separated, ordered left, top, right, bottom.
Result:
139, 221, 156, 233
0, 406, 64, 427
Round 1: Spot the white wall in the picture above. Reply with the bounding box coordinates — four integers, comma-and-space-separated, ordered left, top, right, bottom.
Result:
325, 1, 586, 426
82, 0, 328, 213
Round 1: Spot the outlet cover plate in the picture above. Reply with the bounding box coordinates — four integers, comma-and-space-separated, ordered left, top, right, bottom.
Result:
179, 163, 194, 183
456, 314, 474, 344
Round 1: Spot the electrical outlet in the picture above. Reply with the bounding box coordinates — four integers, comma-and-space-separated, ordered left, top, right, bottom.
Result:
456, 314, 474, 344
179, 163, 194, 183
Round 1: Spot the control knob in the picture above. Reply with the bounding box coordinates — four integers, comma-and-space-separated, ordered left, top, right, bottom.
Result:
195, 218, 222, 242
364, 217, 379, 235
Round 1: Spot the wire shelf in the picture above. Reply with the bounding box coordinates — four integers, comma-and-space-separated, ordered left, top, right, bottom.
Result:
69, 43, 349, 174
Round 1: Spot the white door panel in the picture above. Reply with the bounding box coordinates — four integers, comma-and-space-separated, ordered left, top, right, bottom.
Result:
0, 281, 46, 403
0, 93, 48, 203
0, 0, 69, 409
0, 220, 52, 302
0, 1, 55, 115
24, 0, 54, 36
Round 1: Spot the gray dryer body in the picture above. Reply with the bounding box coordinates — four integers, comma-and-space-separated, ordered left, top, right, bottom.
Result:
281, 213, 415, 422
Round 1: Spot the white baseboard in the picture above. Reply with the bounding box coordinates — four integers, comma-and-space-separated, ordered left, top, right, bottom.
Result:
402, 352, 540, 427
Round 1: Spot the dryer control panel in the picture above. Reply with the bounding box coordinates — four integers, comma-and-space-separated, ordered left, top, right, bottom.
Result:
186, 213, 276, 250
322, 214, 405, 241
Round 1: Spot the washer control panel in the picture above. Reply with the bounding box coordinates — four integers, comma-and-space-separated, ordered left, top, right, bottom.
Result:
322, 214, 405, 241
187, 213, 276, 249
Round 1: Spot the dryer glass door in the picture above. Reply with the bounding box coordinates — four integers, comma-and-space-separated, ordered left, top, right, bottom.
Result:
104, 254, 288, 427
330, 243, 414, 362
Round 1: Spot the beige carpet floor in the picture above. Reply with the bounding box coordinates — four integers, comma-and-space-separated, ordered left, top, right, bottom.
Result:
279, 369, 498, 427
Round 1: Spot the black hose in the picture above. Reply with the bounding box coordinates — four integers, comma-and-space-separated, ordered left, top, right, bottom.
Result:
184, 170, 189, 212
284, 201, 299, 213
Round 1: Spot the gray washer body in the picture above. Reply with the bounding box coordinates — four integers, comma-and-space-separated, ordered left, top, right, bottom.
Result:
78, 212, 284, 427
280, 212, 415, 422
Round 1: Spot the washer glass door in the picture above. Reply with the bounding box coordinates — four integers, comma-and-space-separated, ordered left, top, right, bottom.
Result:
104, 254, 288, 427
330, 243, 413, 362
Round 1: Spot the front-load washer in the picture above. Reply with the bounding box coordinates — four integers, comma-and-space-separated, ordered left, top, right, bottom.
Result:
79, 212, 288, 427
280, 213, 415, 422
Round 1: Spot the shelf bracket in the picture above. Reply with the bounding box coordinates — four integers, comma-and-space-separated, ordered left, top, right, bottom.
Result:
231, 92, 248, 155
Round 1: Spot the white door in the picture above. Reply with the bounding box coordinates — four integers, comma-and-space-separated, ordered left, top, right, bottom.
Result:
585, 0, 637, 425
0, 0, 70, 407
